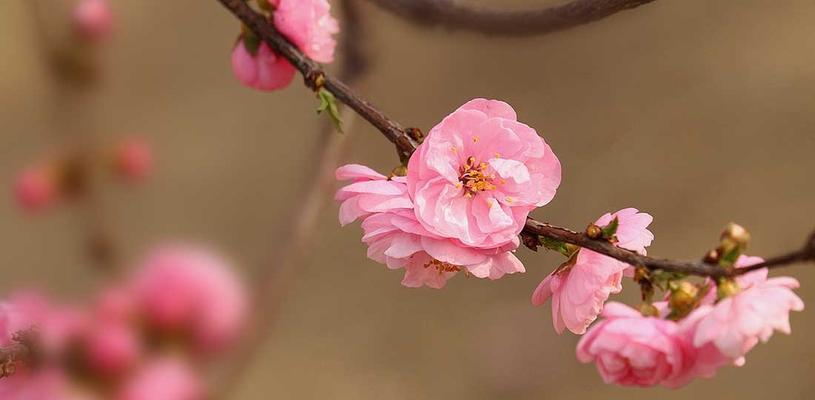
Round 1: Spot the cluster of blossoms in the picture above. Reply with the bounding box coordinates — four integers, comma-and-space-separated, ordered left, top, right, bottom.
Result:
335, 98, 804, 387
231, 0, 339, 91
13, 138, 153, 213
336, 98, 562, 288
0, 245, 248, 399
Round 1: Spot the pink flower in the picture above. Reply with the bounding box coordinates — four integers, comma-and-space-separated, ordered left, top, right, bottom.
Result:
335, 164, 412, 226
576, 302, 694, 388
595, 207, 654, 255
0, 368, 73, 400
117, 357, 203, 400
129, 245, 248, 353
532, 208, 653, 334
113, 138, 153, 183
361, 209, 524, 289
407, 99, 561, 249
72, 0, 113, 42
231, 39, 296, 91
81, 320, 141, 376
688, 273, 804, 363
13, 165, 58, 213
271, 0, 339, 63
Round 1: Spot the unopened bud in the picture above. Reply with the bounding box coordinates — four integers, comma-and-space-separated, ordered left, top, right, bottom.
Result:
717, 277, 741, 300
703, 249, 719, 264
389, 165, 407, 178
721, 223, 751, 249
669, 281, 699, 316
639, 303, 659, 317
586, 224, 602, 239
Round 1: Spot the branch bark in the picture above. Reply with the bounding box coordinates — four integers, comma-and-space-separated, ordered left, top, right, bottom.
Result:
215, 0, 815, 278
367, 0, 658, 36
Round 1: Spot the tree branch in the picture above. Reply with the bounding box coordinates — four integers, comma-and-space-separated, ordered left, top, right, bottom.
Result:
214, 0, 815, 278
367, 0, 659, 36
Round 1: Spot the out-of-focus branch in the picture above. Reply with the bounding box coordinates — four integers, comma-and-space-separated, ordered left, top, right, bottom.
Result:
0, 330, 37, 378
367, 0, 659, 36
25, 0, 119, 272
214, 0, 814, 280
211, 0, 369, 396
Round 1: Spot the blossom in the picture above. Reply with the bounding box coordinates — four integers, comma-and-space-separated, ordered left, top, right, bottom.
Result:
576, 302, 695, 388
531, 208, 653, 334
335, 164, 412, 226
231, 39, 296, 91
113, 138, 153, 183
13, 164, 58, 212
406, 99, 561, 249
594, 207, 654, 255
361, 209, 524, 289
129, 246, 248, 353
72, 0, 113, 42
272, 0, 339, 63
688, 272, 804, 363
81, 320, 141, 376
116, 358, 203, 400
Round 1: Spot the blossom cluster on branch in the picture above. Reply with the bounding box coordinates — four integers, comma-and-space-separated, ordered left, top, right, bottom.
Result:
335, 97, 805, 387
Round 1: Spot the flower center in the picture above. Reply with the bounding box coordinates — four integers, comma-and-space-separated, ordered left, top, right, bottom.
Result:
425, 259, 461, 274
458, 156, 495, 197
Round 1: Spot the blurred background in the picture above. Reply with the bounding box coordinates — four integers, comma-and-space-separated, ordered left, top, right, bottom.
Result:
1, 0, 814, 398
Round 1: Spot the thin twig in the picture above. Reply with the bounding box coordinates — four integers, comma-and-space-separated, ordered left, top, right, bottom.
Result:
211, 0, 369, 396
214, 0, 814, 278
367, 0, 659, 36
25, 0, 119, 272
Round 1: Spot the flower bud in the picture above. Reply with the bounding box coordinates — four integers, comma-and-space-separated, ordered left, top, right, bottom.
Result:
13, 164, 59, 213
113, 138, 153, 183
586, 224, 602, 239
669, 281, 699, 317
638, 302, 659, 317
716, 277, 741, 300
721, 223, 750, 249
703, 249, 719, 264
72, 0, 113, 42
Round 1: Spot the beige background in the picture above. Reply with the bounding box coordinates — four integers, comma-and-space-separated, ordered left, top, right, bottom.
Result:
1, 0, 814, 399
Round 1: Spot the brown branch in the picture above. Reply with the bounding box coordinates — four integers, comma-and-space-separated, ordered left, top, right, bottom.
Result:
211, 1, 369, 396
214, 0, 815, 278
367, 0, 658, 36
25, 0, 119, 272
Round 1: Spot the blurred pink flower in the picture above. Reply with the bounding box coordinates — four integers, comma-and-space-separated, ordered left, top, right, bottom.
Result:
271, 0, 339, 63
576, 302, 695, 388
231, 39, 296, 91
361, 209, 523, 289
117, 357, 203, 400
81, 319, 141, 376
2, 291, 87, 355
532, 208, 653, 334
113, 138, 153, 183
407, 99, 561, 249
72, 0, 113, 42
13, 165, 58, 213
130, 245, 248, 353
0, 368, 73, 400
335, 164, 412, 226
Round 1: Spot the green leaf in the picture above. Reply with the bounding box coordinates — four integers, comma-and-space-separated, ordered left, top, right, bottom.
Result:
601, 217, 619, 240
540, 236, 576, 258
316, 88, 343, 133
241, 26, 261, 56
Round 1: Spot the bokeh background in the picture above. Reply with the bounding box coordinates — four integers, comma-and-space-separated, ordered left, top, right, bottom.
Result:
1, 0, 815, 398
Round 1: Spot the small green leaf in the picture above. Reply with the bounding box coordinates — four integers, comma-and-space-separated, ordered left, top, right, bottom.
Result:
316, 88, 343, 133
601, 217, 619, 240
540, 237, 576, 258
240, 25, 261, 56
